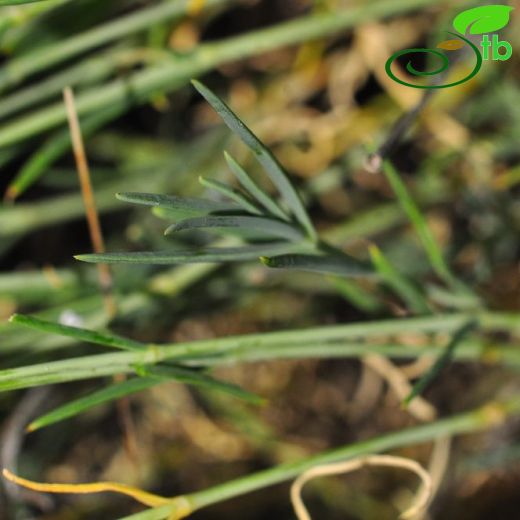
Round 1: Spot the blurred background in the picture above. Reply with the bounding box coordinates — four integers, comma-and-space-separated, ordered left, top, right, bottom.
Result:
0, 0, 519, 518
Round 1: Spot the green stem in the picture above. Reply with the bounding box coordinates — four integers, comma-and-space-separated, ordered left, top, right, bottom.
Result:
0, 0, 233, 93
0, 0, 455, 147
122, 398, 520, 519
0, 48, 120, 120
2, 311, 519, 391
191, 400, 520, 508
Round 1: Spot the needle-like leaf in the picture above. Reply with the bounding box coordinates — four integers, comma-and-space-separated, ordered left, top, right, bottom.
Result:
403, 320, 478, 406
164, 216, 305, 242
382, 162, 449, 281
198, 176, 262, 215
144, 365, 265, 405
116, 192, 238, 219
224, 151, 289, 221
260, 253, 373, 277
369, 245, 430, 313
76, 243, 296, 264
28, 377, 159, 432
28, 365, 263, 432
192, 80, 316, 241
10, 314, 146, 352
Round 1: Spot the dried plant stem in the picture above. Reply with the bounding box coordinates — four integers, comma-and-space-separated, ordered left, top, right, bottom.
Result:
2, 469, 170, 508
363, 354, 436, 422
64, 87, 139, 466
63, 86, 115, 317
290, 454, 432, 520
426, 436, 452, 508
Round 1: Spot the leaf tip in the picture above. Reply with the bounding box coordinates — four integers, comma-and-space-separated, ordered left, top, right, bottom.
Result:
164, 225, 176, 236
368, 244, 380, 256
74, 254, 93, 263
191, 79, 205, 93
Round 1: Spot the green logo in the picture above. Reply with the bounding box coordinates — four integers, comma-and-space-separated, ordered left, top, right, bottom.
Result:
385, 5, 513, 89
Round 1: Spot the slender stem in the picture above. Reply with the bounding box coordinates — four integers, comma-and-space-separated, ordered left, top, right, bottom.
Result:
0, 0, 234, 93
2, 311, 519, 391
121, 398, 520, 519
63, 87, 115, 316
190, 399, 520, 509
0, 49, 127, 120
0, 0, 455, 147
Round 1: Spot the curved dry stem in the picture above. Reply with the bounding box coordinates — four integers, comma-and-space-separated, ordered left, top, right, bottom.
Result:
363, 354, 437, 422
2, 468, 171, 508
290, 454, 433, 520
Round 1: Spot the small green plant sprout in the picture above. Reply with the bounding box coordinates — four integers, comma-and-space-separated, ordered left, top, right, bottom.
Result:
73, 83, 484, 316
75, 81, 373, 280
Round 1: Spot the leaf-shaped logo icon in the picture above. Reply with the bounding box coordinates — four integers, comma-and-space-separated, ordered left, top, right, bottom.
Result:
453, 5, 513, 35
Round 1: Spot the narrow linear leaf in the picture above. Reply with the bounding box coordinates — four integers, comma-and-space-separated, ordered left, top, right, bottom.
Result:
260, 253, 373, 277
165, 215, 304, 242
145, 365, 265, 405
369, 245, 430, 314
28, 377, 159, 432
224, 151, 289, 221
9, 314, 146, 352
150, 206, 198, 221
28, 363, 263, 432
116, 192, 238, 219
328, 276, 382, 313
382, 161, 453, 284
198, 176, 262, 215
403, 320, 478, 406
192, 80, 316, 240
75, 243, 295, 265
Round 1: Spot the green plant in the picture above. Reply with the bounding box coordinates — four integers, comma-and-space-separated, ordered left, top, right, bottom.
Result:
3, 82, 520, 520
77, 81, 372, 280
2, 2, 520, 519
